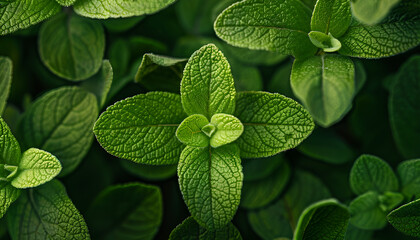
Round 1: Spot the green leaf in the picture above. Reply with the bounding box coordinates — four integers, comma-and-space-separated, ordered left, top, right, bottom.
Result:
389, 56, 420, 158
0, 182, 20, 219
294, 199, 350, 240
349, 191, 387, 230
7, 180, 90, 239
169, 217, 242, 240
235, 92, 314, 158
224, 45, 288, 66
242, 155, 284, 182
87, 183, 162, 240
350, 154, 399, 195
135, 54, 187, 93
178, 144, 243, 230
11, 148, 61, 189
214, 0, 317, 59
55, 0, 76, 6
102, 16, 144, 33
308, 31, 342, 52
81, 60, 114, 108
350, 0, 400, 25
19, 86, 98, 176
39, 13, 105, 81
73, 0, 176, 19
94, 92, 187, 165
397, 159, 420, 199
345, 224, 373, 240
108, 38, 131, 78
378, 191, 404, 212
0, 0, 60, 35
311, 0, 352, 37
0, 57, 12, 115
0, 117, 20, 166
387, 198, 420, 237
121, 160, 177, 181
209, 114, 243, 148
176, 114, 210, 148
291, 54, 355, 127
181, 44, 236, 119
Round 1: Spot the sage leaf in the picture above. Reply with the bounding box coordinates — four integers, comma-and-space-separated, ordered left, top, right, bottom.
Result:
0, 182, 20, 219
81, 60, 114, 108
397, 159, 420, 199
349, 191, 387, 230
178, 144, 242, 230
176, 114, 210, 148
209, 114, 243, 148
94, 92, 187, 165
308, 31, 342, 52
39, 13, 105, 81
350, 0, 400, 25
0, 57, 12, 115
311, 0, 352, 37
387, 198, 420, 237
0, 116, 20, 166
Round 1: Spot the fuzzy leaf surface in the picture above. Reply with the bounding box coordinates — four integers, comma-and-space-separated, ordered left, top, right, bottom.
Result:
387, 199, 420, 237
0, 182, 20, 219
176, 114, 210, 148
0, 117, 20, 166
311, 0, 352, 37
210, 114, 243, 148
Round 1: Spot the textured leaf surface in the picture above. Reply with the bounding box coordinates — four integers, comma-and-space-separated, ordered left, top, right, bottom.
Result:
181, 44, 236, 119
235, 92, 314, 158
350, 155, 399, 195
209, 114, 243, 148
387, 198, 420, 237
178, 144, 243, 230
398, 159, 420, 199
214, 0, 316, 59
7, 180, 90, 239
311, 0, 351, 37
94, 92, 187, 165
11, 148, 61, 189
349, 191, 387, 230
0, 117, 20, 166
81, 60, 113, 108
291, 55, 355, 127
55, 0, 76, 6
73, 0, 176, 19
39, 13, 105, 81
351, 0, 400, 25
0, 57, 12, 115
0, 182, 20, 219
176, 114, 210, 148
87, 183, 162, 240
20, 87, 98, 176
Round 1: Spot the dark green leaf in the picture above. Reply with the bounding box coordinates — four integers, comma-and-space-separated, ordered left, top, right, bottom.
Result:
81, 60, 114, 108
387, 198, 420, 237
0, 57, 12, 115
311, 0, 352, 37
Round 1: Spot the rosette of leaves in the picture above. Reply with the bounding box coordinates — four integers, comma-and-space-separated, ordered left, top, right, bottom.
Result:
94, 44, 315, 233
214, 0, 420, 127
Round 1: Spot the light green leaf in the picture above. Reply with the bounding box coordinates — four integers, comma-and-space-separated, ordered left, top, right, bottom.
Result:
178, 144, 243, 230
94, 92, 187, 165
181, 44, 236, 119
0, 0, 60, 35
0, 182, 20, 219
349, 191, 387, 230
294, 199, 350, 240
350, 0, 400, 25
387, 198, 420, 237
0, 57, 12, 115
19, 86, 98, 176
210, 114, 243, 148
291, 54, 355, 127
81, 60, 114, 108
389, 56, 420, 158
311, 0, 352, 37
55, 0, 76, 6
87, 183, 162, 240
350, 154, 399, 195
308, 31, 342, 52
169, 217, 242, 240
235, 92, 314, 158
214, 0, 316, 59
7, 180, 90, 239
11, 148, 61, 189
39, 13, 105, 81
0, 117, 20, 166
73, 0, 176, 19
121, 160, 177, 181
398, 159, 420, 199
176, 114, 210, 148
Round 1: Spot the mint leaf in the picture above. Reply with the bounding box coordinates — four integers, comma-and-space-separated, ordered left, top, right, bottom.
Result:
121, 160, 177, 181
214, 0, 317, 59
87, 183, 162, 240
397, 159, 420, 199
350, 155, 399, 195
235, 92, 314, 158
209, 114, 243, 148
81, 60, 113, 108
7, 180, 90, 239
94, 92, 187, 165
389, 56, 420, 158
181, 44, 236, 119
73, 0, 176, 19
311, 0, 352, 37
0, 57, 12, 115
349, 191, 387, 230
294, 199, 350, 240
0, 0, 60, 35
308, 31, 342, 52
350, 0, 400, 25
178, 144, 242, 230
55, 0, 76, 6
0, 116, 20, 166
169, 217, 242, 240
176, 114, 210, 148
19, 86, 98, 176
10, 148, 61, 189
39, 13, 105, 81
291, 54, 355, 127
0, 182, 20, 219
387, 198, 420, 237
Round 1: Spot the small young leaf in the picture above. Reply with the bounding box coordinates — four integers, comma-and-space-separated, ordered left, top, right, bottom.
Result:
294, 199, 350, 240
209, 114, 243, 148
235, 92, 314, 158
378, 191, 404, 212
349, 191, 387, 230
176, 114, 210, 148
350, 155, 399, 195
7, 180, 90, 239
94, 92, 187, 165
308, 31, 342, 52
39, 13, 105, 81
397, 159, 420, 199
351, 0, 400, 25
178, 144, 243, 230
214, 0, 317, 59
0, 57, 12, 115
81, 60, 114, 108
291, 54, 355, 127
10, 148, 61, 189
87, 183, 162, 240
0, 182, 20, 218
387, 198, 420, 237
181, 44, 236, 119
0, 117, 20, 166
311, 0, 352, 37
73, 0, 176, 19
